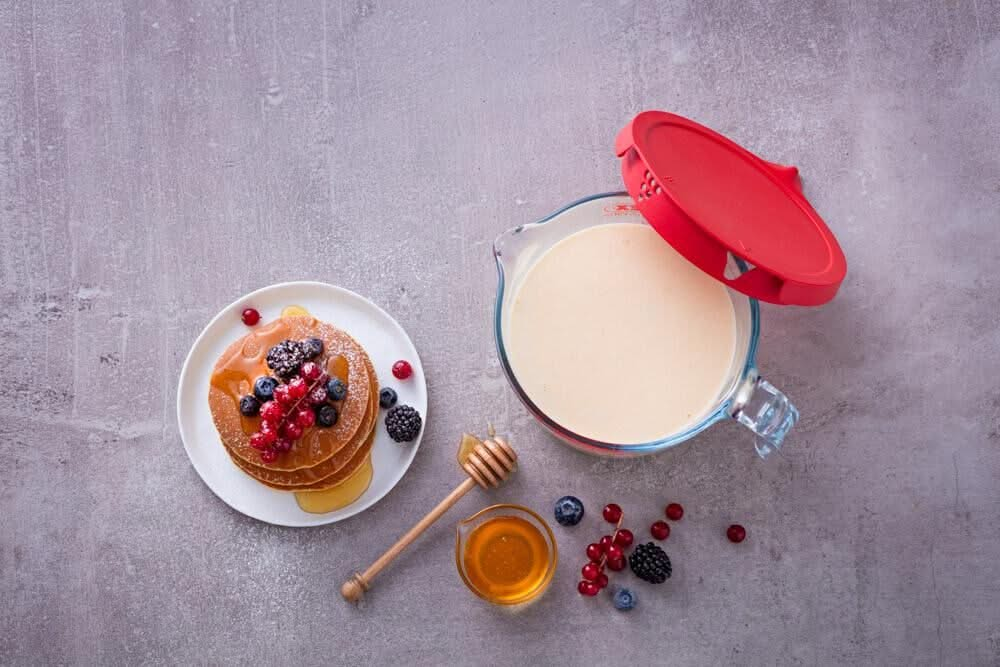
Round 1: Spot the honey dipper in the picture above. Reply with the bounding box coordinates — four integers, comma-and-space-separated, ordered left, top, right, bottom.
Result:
341, 434, 517, 602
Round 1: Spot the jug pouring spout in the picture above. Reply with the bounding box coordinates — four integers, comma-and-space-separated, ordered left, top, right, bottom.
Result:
493, 192, 633, 289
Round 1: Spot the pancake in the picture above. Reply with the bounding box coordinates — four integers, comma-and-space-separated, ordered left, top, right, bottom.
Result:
226, 353, 379, 488
209, 316, 372, 471
229, 372, 377, 487
232, 418, 376, 491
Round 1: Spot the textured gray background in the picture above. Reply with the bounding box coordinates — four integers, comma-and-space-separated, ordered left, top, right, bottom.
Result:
2, 1, 999, 665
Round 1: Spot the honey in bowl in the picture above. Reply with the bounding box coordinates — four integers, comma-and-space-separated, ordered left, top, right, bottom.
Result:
456, 504, 556, 605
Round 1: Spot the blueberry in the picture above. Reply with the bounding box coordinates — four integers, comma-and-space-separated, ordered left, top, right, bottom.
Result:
253, 376, 279, 402
612, 587, 637, 611
554, 496, 585, 526
239, 395, 261, 417
326, 378, 347, 402
301, 337, 324, 360
379, 387, 398, 409
315, 404, 338, 428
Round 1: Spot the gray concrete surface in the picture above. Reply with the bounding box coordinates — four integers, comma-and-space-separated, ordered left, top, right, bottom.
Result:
2, 1, 999, 665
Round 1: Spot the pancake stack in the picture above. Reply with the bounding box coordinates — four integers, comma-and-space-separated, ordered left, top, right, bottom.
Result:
208, 315, 377, 490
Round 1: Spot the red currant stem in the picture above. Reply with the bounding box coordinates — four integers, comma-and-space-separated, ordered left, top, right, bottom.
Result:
275, 374, 328, 434
598, 515, 625, 571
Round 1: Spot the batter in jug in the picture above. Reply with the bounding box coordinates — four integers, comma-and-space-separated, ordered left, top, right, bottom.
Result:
507, 223, 737, 444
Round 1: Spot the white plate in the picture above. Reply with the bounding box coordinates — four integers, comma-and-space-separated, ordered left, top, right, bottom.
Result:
176, 281, 426, 527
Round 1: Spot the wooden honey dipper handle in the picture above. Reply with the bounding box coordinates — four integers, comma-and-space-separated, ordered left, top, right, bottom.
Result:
341, 477, 477, 603
342, 437, 516, 603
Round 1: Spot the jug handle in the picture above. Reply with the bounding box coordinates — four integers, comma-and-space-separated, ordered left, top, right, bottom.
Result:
729, 371, 800, 458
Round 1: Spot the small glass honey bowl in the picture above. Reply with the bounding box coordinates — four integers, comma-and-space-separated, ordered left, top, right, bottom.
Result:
455, 504, 557, 605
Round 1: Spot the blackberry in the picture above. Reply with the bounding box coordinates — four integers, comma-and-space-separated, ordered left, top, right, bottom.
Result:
385, 405, 422, 442
553, 496, 585, 526
266, 340, 306, 379
301, 337, 324, 360
379, 387, 398, 409
628, 542, 672, 584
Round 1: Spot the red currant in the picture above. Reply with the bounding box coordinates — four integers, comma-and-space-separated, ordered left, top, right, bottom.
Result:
299, 362, 322, 382
259, 401, 284, 424
602, 503, 623, 523
585, 543, 603, 561
606, 556, 626, 572
392, 360, 413, 380
307, 387, 329, 405
282, 421, 304, 441
595, 573, 608, 589
651, 520, 670, 540
241, 308, 260, 326
294, 408, 316, 428
287, 378, 308, 400
727, 524, 747, 543
274, 384, 295, 406
259, 447, 278, 464
598, 535, 614, 551
613, 529, 634, 548
578, 580, 599, 596
666, 503, 684, 521
581, 562, 601, 581
249, 432, 270, 450
605, 544, 623, 561
272, 438, 293, 453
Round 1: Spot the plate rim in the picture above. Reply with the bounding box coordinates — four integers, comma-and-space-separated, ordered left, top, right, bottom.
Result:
176, 280, 426, 527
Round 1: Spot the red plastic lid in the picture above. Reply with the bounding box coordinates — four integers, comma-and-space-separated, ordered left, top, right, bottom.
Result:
615, 111, 846, 306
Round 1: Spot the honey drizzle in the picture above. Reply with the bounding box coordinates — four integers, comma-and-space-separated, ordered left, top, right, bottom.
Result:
457, 434, 480, 466
210, 318, 291, 397
294, 455, 373, 514
210, 318, 292, 435
327, 355, 349, 387
280, 304, 311, 318
457, 426, 495, 465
